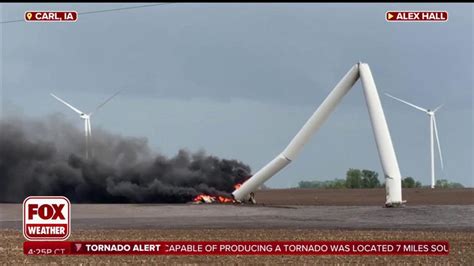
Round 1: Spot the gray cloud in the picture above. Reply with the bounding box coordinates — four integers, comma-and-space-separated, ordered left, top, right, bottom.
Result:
1, 3, 472, 188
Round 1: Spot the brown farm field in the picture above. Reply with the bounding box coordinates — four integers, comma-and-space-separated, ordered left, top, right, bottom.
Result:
1, 188, 472, 264
254, 188, 474, 206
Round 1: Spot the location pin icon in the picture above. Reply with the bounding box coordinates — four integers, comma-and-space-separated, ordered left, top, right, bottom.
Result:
26, 12, 32, 20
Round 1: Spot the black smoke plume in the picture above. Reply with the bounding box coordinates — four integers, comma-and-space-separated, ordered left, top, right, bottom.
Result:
0, 114, 251, 203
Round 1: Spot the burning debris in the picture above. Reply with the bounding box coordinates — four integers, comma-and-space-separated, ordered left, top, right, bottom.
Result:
192, 194, 234, 204
192, 183, 243, 204
191, 180, 257, 204
0, 114, 251, 203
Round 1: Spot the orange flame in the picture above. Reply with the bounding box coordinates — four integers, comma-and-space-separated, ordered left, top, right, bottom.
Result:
193, 194, 216, 203
217, 196, 234, 203
193, 194, 236, 204
193, 182, 243, 204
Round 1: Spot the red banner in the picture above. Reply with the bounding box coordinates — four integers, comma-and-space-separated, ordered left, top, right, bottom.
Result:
24, 241, 450, 256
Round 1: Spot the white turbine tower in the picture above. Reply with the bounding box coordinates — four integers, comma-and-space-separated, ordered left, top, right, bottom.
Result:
50, 91, 121, 159
385, 93, 444, 189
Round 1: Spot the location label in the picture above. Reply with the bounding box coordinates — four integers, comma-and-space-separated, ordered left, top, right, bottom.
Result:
24, 11, 78, 22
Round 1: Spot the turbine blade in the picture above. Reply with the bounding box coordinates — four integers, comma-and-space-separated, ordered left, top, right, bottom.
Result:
385, 93, 428, 112
433, 115, 444, 170
50, 93, 84, 115
433, 104, 444, 113
87, 118, 92, 158
89, 90, 122, 116
87, 118, 92, 137
84, 119, 89, 160
84, 119, 88, 137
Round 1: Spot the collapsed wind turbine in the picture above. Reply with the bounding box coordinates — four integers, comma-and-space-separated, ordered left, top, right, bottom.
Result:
50, 91, 121, 159
233, 63, 405, 207
385, 93, 444, 189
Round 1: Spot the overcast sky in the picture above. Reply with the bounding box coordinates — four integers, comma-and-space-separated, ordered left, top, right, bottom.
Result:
1, 3, 472, 188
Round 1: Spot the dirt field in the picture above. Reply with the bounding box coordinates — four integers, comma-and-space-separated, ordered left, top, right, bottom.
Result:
1, 188, 472, 264
1, 229, 473, 264
255, 188, 474, 206
2, 204, 473, 231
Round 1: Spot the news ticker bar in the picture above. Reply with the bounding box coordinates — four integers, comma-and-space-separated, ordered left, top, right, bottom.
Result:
24, 241, 449, 256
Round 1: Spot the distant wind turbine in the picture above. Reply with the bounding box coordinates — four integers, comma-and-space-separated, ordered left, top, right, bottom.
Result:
50, 91, 122, 159
385, 93, 444, 188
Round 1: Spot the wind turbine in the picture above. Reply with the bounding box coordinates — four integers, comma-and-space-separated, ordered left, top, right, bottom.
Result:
385, 93, 444, 188
50, 91, 121, 159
